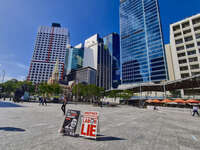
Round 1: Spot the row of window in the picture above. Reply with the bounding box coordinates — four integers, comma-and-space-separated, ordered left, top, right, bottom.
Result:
179, 57, 198, 64
173, 17, 200, 32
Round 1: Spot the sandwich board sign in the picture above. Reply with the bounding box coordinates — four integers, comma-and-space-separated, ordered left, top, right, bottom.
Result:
62, 109, 80, 136
80, 111, 99, 139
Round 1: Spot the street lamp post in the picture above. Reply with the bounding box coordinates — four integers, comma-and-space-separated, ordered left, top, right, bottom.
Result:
163, 80, 166, 99
139, 83, 142, 108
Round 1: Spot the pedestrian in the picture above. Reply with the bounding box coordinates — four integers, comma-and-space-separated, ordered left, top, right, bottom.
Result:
39, 97, 42, 106
61, 96, 67, 115
43, 97, 47, 106
192, 105, 199, 116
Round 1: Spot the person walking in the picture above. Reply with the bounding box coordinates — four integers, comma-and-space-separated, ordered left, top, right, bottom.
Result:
192, 105, 199, 116
43, 97, 47, 106
61, 96, 67, 115
39, 97, 42, 106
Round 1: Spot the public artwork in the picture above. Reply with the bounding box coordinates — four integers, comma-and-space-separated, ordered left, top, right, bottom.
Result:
80, 111, 99, 139
62, 109, 80, 136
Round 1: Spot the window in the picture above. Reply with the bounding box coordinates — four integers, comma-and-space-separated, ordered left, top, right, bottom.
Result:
189, 57, 198, 62
173, 25, 180, 31
195, 33, 200, 39
182, 21, 190, 28
180, 66, 188, 71
184, 36, 193, 42
179, 59, 187, 64
194, 26, 200, 31
174, 32, 182, 37
175, 39, 183, 44
183, 29, 191, 34
176, 46, 184, 51
177, 53, 185, 57
186, 43, 195, 49
181, 73, 190, 78
190, 64, 199, 70
187, 50, 196, 55
197, 42, 200, 46
192, 72, 200, 76
192, 17, 200, 25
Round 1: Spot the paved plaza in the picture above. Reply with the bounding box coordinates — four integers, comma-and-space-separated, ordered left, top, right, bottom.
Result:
0, 101, 200, 150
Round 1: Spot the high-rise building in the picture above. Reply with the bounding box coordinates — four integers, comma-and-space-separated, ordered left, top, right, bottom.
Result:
120, 0, 167, 84
169, 14, 200, 96
65, 43, 84, 75
103, 33, 121, 89
76, 67, 97, 85
83, 34, 112, 90
27, 23, 70, 84
170, 14, 200, 80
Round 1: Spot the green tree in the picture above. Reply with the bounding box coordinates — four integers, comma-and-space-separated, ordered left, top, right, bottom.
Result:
2, 79, 19, 99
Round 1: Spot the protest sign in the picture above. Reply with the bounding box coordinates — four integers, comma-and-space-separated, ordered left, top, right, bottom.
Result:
80, 111, 99, 139
62, 109, 80, 136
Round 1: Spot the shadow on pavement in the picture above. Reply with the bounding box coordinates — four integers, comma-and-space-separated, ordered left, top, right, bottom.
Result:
0, 101, 23, 108
0, 127, 26, 132
97, 136, 127, 141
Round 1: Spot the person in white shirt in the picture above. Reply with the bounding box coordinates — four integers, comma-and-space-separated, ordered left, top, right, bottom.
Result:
192, 106, 199, 116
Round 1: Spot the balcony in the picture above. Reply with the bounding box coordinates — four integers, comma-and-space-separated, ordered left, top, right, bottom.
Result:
176, 42, 184, 47
180, 70, 189, 74
174, 35, 183, 40
189, 61, 199, 65
193, 22, 200, 28
185, 40, 194, 45
179, 63, 188, 67
173, 29, 181, 34
182, 26, 191, 31
177, 49, 185, 54
183, 32, 193, 37
195, 30, 200, 34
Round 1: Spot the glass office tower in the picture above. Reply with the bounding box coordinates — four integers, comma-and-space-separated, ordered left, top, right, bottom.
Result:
120, 0, 167, 84
65, 44, 84, 75
103, 33, 121, 89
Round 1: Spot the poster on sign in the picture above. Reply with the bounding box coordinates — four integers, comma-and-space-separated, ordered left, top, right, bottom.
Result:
62, 109, 80, 136
80, 111, 99, 139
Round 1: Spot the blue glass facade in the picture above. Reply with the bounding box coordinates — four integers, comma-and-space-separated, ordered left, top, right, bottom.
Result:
65, 46, 84, 75
103, 33, 121, 89
120, 0, 167, 84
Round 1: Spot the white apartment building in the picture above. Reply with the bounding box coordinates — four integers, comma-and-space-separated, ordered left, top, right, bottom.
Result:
169, 14, 200, 96
170, 14, 200, 80
28, 23, 70, 84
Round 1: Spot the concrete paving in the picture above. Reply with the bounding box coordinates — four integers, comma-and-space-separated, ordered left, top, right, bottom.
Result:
0, 100, 200, 150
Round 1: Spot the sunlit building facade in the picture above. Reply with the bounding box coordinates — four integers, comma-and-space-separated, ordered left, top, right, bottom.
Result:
65, 43, 84, 75
28, 23, 70, 84
120, 0, 167, 84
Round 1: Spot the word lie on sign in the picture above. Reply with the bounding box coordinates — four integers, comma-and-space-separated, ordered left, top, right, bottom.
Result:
80, 111, 99, 139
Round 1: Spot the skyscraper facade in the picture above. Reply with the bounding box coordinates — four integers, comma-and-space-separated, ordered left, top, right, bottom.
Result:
27, 23, 70, 84
103, 33, 121, 89
65, 43, 84, 75
120, 0, 167, 84
83, 34, 113, 90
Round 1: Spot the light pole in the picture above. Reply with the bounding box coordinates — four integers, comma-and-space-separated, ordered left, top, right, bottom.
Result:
76, 79, 79, 102
139, 83, 142, 108
163, 80, 166, 99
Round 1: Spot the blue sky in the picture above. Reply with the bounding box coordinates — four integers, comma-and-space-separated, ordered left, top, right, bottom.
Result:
0, 0, 200, 81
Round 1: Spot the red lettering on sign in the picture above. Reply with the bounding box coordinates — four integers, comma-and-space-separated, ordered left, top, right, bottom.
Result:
81, 124, 86, 136
90, 125, 96, 137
